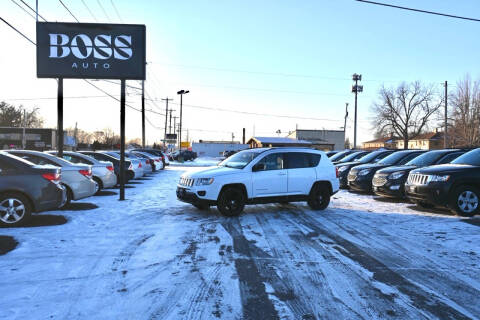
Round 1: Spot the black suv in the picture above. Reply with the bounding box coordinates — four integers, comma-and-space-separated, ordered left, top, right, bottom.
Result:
373, 149, 466, 199
332, 151, 370, 165
173, 150, 197, 161
348, 150, 426, 192
405, 148, 480, 216
337, 150, 396, 188
0, 151, 66, 226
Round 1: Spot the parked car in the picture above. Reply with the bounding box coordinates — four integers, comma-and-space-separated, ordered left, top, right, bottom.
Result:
373, 149, 466, 199
336, 150, 397, 188
130, 151, 162, 172
177, 147, 339, 216
328, 150, 361, 163
347, 149, 426, 193
131, 148, 168, 168
405, 148, 480, 216
332, 151, 370, 165
7, 150, 96, 207
101, 151, 144, 180
222, 150, 237, 158
172, 150, 197, 161
48, 151, 117, 194
125, 151, 152, 174
78, 151, 132, 184
0, 151, 66, 226
326, 151, 340, 158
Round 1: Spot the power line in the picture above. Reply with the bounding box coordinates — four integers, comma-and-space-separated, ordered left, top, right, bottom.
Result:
58, 0, 80, 22
81, 0, 98, 22
97, 0, 111, 21
0, 16, 36, 45
10, 0, 36, 20
355, 0, 480, 22
110, 0, 123, 23
18, 0, 47, 21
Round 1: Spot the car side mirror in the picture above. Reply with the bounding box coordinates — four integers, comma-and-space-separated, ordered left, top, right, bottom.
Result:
252, 163, 265, 172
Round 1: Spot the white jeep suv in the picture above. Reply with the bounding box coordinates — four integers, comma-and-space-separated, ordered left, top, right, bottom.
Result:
176, 148, 339, 216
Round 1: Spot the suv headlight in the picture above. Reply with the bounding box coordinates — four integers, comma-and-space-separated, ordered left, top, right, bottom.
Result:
338, 166, 349, 172
389, 171, 405, 180
358, 169, 371, 176
196, 178, 214, 185
429, 175, 450, 182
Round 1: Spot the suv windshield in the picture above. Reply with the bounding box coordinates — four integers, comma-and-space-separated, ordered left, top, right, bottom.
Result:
452, 149, 480, 166
218, 150, 262, 169
405, 150, 447, 166
377, 151, 412, 165
329, 150, 352, 162
357, 151, 390, 163
338, 151, 367, 163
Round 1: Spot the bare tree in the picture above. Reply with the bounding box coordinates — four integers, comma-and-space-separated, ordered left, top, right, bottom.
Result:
0, 102, 44, 128
372, 81, 442, 149
449, 75, 480, 147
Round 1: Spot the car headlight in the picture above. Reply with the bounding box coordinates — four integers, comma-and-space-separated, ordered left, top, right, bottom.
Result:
196, 178, 214, 185
429, 175, 450, 182
358, 169, 371, 176
338, 166, 349, 172
389, 171, 405, 180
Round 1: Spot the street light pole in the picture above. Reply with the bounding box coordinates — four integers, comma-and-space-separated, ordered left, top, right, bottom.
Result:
177, 89, 189, 150
351, 74, 363, 149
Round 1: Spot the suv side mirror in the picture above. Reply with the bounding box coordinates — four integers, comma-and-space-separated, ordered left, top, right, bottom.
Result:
252, 163, 265, 172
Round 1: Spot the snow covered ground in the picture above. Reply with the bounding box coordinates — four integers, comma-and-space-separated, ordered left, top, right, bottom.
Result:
0, 165, 479, 320
169, 157, 223, 167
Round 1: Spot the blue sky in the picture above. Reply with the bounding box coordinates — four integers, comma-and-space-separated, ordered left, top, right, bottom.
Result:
1, 0, 479, 145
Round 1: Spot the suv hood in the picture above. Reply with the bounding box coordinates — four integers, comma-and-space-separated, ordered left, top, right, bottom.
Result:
184, 166, 241, 178
412, 164, 476, 175
377, 165, 417, 174
351, 163, 388, 172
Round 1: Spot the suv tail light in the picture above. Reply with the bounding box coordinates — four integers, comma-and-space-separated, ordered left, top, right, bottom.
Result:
42, 172, 61, 183
335, 167, 339, 178
146, 159, 150, 164
106, 165, 114, 172
79, 169, 92, 178
138, 163, 142, 168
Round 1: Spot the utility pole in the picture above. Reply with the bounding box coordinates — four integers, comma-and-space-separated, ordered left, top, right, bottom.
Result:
74, 122, 78, 151
352, 74, 363, 149
343, 102, 349, 135
141, 80, 145, 148
232, 132, 235, 142
242, 128, 246, 144
22, 110, 26, 149
177, 90, 189, 151
168, 109, 175, 134
444, 81, 448, 148
161, 97, 173, 147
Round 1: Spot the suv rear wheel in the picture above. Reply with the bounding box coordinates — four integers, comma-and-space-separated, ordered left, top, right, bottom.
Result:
0, 193, 32, 226
217, 187, 245, 216
450, 185, 480, 217
308, 184, 330, 210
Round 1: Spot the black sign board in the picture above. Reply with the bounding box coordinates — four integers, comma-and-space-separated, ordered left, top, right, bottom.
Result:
36, 22, 146, 79
166, 133, 177, 140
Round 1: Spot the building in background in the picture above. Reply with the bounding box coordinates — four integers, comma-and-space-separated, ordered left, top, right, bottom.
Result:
362, 137, 398, 150
0, 127, 75, 150
287, 129, 344, 150
192, 140, 249, 157
247, 137, 312, 149
397, 131, 445, 150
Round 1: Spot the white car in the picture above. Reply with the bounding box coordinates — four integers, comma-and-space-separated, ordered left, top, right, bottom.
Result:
177, 148, 339, 216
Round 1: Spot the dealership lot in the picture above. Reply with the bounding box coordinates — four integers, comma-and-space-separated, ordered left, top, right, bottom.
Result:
0, 163, 479, 320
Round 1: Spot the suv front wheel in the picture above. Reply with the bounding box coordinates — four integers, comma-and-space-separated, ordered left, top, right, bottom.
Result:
450, 185, 480, 217
217, 187, 245, 216
308, 184, 330, 210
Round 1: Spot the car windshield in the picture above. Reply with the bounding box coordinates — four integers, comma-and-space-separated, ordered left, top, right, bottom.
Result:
357, 151, 389, 163
218, 150, 262, 169
329, 150, 351, 162
377, 151, 412, 165
405, 150, 447, 166
338, 151, 366, 163
451, 148, 480, 166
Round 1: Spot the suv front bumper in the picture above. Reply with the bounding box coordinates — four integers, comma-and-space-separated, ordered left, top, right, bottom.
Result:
176, 187, 216, 206
404, 182, 451, 207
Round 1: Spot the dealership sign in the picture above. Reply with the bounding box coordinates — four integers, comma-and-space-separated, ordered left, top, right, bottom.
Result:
36, 22, 146, 79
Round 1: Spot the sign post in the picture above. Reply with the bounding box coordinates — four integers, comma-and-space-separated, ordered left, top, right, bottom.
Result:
36, 22, 146, 201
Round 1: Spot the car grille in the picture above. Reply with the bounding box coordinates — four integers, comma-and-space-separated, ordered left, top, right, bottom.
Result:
372, 174, 387, 187
347, 171, 357, 182
179, 177, 195, 187
408, 173, 429, 186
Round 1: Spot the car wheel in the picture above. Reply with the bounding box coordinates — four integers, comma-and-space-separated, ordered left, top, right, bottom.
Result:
308, 184, 330, 210
93, 177, 103, 195
60, 186, 72, 209
0, 193, 32, 227
217, 187, 245, 216
193, 203, 210, 210
450, 186, 480, 217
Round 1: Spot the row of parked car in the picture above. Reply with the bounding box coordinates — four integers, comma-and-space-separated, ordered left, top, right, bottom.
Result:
0, 148, 169, 227
328, 148, 480, 217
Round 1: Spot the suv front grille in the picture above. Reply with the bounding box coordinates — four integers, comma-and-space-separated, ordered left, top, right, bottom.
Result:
372, 174, 387, 186
179, 177, 195, 187
408, 173, 429, 186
